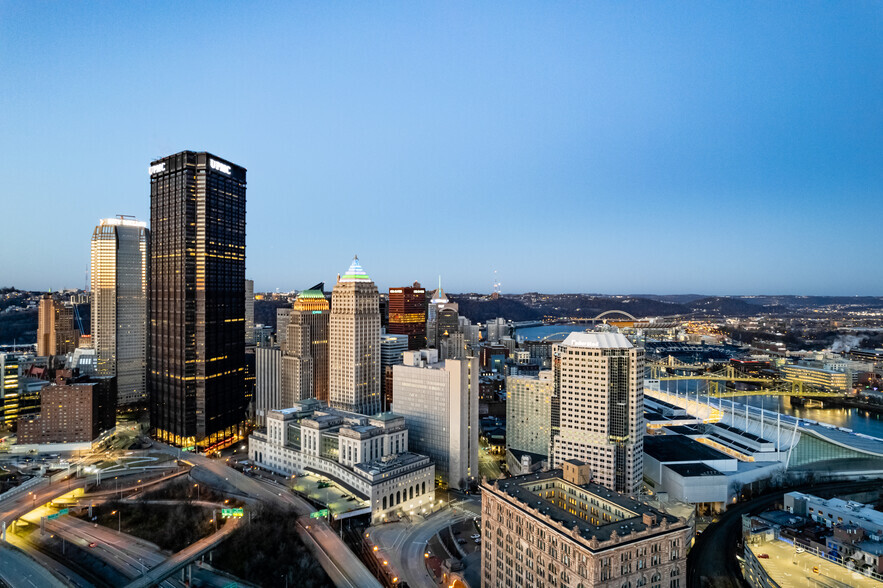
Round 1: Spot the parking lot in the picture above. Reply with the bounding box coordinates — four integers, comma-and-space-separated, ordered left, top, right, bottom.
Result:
748, 539, 883, 587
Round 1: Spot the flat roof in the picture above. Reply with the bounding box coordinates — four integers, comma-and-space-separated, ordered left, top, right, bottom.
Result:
561, 332, 633, 349
666, 463, 723, 477
644, 435, 732, 463
486, 469, 681, 545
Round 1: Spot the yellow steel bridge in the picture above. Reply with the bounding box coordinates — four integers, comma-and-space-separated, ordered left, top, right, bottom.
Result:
648, 359, 846, 399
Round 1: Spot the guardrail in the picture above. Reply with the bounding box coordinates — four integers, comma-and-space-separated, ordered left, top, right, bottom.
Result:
0, 475, 43, 504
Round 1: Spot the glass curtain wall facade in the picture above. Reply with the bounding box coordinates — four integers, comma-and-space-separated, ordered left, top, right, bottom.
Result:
91, 217, 148, 406
388, 284, 427, 351
148, 151, 247, 451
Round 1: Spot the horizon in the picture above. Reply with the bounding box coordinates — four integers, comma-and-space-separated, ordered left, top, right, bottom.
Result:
1, 3, 881, 295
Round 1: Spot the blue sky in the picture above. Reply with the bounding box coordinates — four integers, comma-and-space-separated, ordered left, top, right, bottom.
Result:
1, 2, 881, 295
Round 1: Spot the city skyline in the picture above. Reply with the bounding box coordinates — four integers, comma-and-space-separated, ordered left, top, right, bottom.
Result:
2, 3, 881, 295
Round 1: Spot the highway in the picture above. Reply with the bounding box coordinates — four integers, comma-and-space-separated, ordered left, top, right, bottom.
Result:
0, 542, 70, 588
152, 441, 382, 588
122, 516, 240, 588
369, 508, 471, 588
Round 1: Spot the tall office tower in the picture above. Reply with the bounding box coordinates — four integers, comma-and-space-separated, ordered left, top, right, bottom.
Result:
281, 284, 329, 405
90, 216, 148, 406
388, 283, 427, 350
329, 258, 381, 415
244, 279, 255, 345
276, 306, 291, 347
506, 371, 555, 459
380, 332, 408, 409
392, 350, 478, 489
148, 151, 247, 451
255, 346, 281, 427
551, 332, 644, 495
458, 317, 480, 348
486, 317, 508, 343
37, 295, 78, 356
426, 281, 460, 351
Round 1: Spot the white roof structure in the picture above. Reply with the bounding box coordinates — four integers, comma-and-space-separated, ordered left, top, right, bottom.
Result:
339, 256, 372, 282
561, 332, 633, 349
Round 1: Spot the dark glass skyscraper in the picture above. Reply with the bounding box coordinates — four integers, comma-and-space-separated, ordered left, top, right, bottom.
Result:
148, 151, 247, 451
388, 283, 427, 351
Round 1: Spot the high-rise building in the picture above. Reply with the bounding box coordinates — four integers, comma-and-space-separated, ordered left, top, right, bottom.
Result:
486, 317, 509, 343
0, 353, 42, 430
426, 282, 460, 352
17, 379, 117, 446
388, 283, 427, 351
392, 350, 478, 489
506, 371, 555, 458
148, 151, 247, 451
329, 258, 381, 415
91, 216, 148, 406
245, 279, 255, 345
282, 284, 329, 405
380, 332, 408, 409
37, 295, 78, 356
480, 462, 688, 588
255, 346, 281, 427
551, 332, 644, 495
276, 306, 291, 347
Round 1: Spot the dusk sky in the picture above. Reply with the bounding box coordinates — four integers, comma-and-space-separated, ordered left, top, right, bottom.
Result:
1, 2, 881, 295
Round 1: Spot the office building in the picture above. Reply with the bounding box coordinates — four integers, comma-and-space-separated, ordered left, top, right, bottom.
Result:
392, 350, 478, 489
781, 364, 849, 392
17, 379, 117, 448
90, 216, 148, 406
427, 281, 459, 351
148, 151, 247, 451
248, 399, 435, 523
388, 284, 427, 350
1, 353, 42, 430
245, 279, 255, 345
506, 371, 555, 463
255, 346, 281, 427
37, 295, 78, 356
480, 462, 688, 588
551, 332, 644, 495
276, 306, 291, 347
329, 258, 381, 415
380, 332, 408, 409
486, 317, 508, 344
282, 284, 329, 405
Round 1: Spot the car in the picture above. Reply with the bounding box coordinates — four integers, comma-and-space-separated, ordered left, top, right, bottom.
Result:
757, 554, 769, 559
471, 534, 480, 539
457, 538, 466, 545
796, 547, 805, 553
88, 542, 97, 548
813, 566, 820, 574
474, 538, 482, 544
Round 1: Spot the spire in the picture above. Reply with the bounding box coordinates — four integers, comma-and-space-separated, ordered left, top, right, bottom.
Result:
431, 275, 448, 304
340, 256, 372, 282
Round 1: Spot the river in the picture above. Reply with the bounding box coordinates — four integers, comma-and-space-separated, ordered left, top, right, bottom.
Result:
514, 325, 883, 440
659, 379, 883, 440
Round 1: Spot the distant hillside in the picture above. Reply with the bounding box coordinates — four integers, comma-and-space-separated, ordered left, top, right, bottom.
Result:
449, 296, 543, 323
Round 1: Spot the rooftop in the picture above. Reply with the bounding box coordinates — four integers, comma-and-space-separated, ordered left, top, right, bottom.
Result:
562, 332, 633, 349
339, 256, 372, 283
485, 469, 682, 546
666, 463, 724, 477
354, 452, 428, 475
644, 434, 732, 463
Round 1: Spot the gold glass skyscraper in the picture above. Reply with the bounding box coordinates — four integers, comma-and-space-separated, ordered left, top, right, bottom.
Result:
91, 216, 148, 406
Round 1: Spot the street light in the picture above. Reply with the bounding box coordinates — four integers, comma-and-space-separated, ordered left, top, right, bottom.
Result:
111, 510, 120, 533
194, 483, 199, 501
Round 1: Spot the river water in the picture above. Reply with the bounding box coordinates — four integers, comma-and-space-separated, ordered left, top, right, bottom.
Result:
660, 379, 883, 440
514, 325, 883, 440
